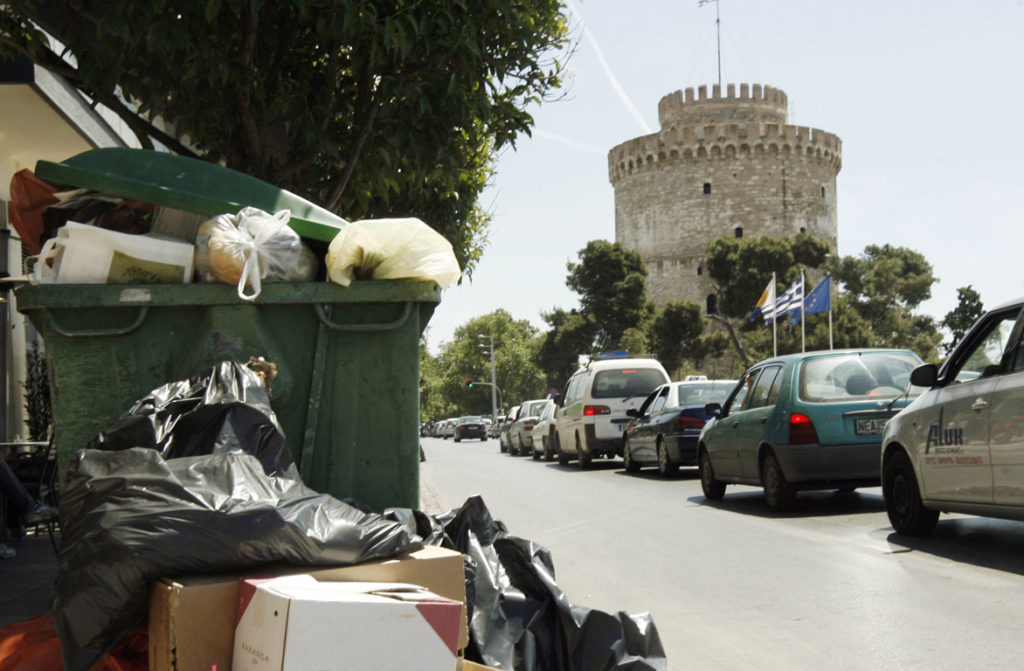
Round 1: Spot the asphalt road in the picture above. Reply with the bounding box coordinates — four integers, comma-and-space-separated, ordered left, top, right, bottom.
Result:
420, 436, 1024, 670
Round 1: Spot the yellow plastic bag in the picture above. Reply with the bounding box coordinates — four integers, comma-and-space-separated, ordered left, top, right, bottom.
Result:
326, 218, 461, 288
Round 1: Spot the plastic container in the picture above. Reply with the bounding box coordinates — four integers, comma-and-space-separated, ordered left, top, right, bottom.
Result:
16, 280, 439, 510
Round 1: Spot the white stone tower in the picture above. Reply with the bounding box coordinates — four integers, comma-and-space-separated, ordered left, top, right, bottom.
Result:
608, 83, 842, 311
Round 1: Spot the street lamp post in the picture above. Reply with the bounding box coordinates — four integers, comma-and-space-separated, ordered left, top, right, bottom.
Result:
478, 334, 498, 424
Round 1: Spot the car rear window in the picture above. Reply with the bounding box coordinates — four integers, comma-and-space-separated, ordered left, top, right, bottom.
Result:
592, 368, 667, 399
799, 352, 922, 402
675, 382, 735, 405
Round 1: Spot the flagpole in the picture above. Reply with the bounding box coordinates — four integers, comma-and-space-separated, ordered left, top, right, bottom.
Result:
772, 271, 777, 357
800, 269, 806, 353
827, 272, 833, 350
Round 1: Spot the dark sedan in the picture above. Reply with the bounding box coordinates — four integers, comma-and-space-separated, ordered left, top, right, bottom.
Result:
454, 416, 488, 442
623, 379, 736, 476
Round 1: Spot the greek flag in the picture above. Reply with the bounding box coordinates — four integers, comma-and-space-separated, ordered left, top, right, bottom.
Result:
768, 277, 803, 323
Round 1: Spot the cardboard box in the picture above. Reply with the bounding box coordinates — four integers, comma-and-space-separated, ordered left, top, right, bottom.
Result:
149, 546, 467, 671
232, 576, 462, 671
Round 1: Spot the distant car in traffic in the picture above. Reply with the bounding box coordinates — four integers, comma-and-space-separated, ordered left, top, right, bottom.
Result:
623, 379, 737, 476
531, 400, 558, 460
499, 405, 520, 453
454, 416, 488, 442
882, 296, 1024, 535
698, 349, 924, 511
440, 417, 457, 439
508, 398, 549, 456
488, 416, 504, 439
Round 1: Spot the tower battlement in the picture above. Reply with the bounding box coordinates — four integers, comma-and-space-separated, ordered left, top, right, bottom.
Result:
608, 120, 842, 181
658, 83, 788, 128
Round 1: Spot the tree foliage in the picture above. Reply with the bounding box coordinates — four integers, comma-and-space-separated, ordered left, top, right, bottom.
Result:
941, 285, 984, 356
536, 308, 594, 390
650, 300, 705, 374
424, 310, 544, 420
565, 240, 652, 351
0, 0, 569, 275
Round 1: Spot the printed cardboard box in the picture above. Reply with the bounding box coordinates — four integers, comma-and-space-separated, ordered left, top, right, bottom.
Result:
231, 576, 462, 671
148, 546, 466, 671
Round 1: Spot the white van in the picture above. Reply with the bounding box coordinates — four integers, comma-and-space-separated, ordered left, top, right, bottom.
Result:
554, 357, 670, 468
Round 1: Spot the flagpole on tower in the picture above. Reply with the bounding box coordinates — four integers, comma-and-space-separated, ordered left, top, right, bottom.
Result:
771, 271, 777, 357
800, 269, 806, 353
700, 0, 722, 87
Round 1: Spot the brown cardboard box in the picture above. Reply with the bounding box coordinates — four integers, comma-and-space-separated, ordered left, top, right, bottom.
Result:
148, 545, 467, 671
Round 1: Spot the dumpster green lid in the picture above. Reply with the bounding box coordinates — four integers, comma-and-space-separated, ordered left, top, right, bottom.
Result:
34, 148, 347, 243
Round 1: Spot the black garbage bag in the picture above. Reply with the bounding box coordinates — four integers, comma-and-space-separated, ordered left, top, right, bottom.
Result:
87, 360, 297, 479
52, 448, 422, 671
387, 496, 667, 671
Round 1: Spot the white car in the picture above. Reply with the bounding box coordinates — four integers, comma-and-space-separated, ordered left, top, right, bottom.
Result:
554, 357, 670, 468
508, 399, 548, 456
530, 400, 558, 461
882, 296, 1024, 535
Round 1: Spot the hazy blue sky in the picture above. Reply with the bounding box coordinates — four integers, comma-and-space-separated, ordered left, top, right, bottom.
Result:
424, 0, 1024, 354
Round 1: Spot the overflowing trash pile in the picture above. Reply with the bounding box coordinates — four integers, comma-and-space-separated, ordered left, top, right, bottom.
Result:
1, 149, 666, 670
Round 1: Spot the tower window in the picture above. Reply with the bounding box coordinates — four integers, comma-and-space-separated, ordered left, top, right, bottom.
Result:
734, 227, 743, 238
799, 227, 806, 234
703, 182, 711, 195
697, 264, 703, 276
706, 294, 718, 315
821, 186, 826, 198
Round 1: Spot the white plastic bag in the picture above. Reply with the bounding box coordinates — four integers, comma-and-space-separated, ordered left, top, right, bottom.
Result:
325, 218, 461, 288
32, 221, 194, 284
194, 207, 317, 300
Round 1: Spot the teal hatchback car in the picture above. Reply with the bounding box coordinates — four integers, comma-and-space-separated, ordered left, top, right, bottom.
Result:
697, 349, 925, 511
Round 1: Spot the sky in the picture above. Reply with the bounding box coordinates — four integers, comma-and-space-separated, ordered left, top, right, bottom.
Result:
423, 0, 1024, 354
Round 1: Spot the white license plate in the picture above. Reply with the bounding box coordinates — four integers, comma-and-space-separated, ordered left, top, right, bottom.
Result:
855, 418, 887, 435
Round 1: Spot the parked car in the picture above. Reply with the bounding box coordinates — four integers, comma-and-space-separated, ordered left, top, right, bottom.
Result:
554, 357, 670, 468
698, 348, 924, 511
440, 417, 457, 439
882, 296, 1024, 535
498, 406, 519, 453
487, 416, 505, 439
508, 398, 549, 456
531, 400, 558, 461
623, 379, 737, 476
454, 416, 488, 442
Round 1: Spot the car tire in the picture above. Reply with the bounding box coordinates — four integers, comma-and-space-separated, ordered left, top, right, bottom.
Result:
883, 450, 939, 536
761, 451, 797, 512
576, 434, 591, 470
623, 437, 640, 473
699, 447, 726, 499
656, 438, 679, 478
556, 435, 569, 465
532, 440, 541, 460
454, 436, 461, 443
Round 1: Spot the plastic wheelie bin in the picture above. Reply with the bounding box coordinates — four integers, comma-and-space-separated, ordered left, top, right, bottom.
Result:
14, 149, 441, 511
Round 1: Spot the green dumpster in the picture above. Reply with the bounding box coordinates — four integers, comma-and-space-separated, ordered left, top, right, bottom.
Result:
14, 149, 442, 511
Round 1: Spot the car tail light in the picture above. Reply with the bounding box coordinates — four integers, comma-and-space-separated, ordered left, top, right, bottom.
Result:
524, 422, 535, 431
584, 405, 611, 416
676, 415, 704, 431
549, 425, 557, 436
789, 413, 819, 444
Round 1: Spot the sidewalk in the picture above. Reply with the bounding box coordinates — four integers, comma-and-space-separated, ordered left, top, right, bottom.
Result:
0, 472, 445, 629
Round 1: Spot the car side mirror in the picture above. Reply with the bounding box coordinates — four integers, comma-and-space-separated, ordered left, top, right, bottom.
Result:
626, 408, 639, 418
553, 393, 563, 407
704, 402, 722, 418
909, 363, 938, 388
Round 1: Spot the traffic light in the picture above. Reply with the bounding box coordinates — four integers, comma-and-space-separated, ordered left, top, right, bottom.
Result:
465, 378, 474, 388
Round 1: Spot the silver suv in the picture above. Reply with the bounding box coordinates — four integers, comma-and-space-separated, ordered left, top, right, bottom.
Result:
882, 296, 1024, 535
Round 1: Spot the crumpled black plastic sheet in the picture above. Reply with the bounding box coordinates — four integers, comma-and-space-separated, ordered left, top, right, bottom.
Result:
387, 496, 667, 671
52, 448, 422, 671
86, 360, 298, 479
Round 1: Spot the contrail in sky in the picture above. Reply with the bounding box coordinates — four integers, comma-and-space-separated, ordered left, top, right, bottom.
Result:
532, 128, 608, 155
563, 0, 653, 135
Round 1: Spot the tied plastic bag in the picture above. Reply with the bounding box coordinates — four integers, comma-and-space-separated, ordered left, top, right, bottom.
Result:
31, 221, 195, 284
194, 206, 317, 300
326, 217, 461, 288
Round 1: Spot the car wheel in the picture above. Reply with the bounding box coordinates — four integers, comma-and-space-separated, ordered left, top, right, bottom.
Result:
576, 434, 591, 470
761, 451, 797, 512
623, 437, 640, 473
699, 447, 726, 499
454, 436, 461, 443
499, 435, 507, 453
656, 438, 680, 478
532, 439, 541, 460
883, 450, 939, 536
556, 435, 569, 465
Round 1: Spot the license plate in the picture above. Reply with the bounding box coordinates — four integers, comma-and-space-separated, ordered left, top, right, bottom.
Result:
855, 418, 887, 435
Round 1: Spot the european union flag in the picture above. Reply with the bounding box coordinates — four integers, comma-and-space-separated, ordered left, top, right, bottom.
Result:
790, 275, 831, 325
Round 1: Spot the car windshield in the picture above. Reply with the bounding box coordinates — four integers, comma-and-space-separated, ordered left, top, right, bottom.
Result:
522, 401, 547, 417
674, 382, 734, 405
799, 352, 923, 402
592, 368, 666, 398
